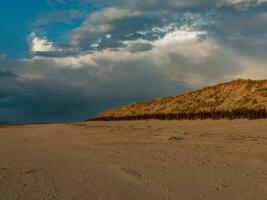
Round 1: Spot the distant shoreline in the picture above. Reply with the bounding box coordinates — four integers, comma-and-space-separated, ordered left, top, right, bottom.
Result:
0, 121, 67, 126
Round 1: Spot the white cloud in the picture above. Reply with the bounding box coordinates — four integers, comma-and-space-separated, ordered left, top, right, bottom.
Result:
29, 28, 239, 88
90, 7, 141, 22
29, 33, 57, 52
154, 29, 206, 45
258, 0, 267, 4
217, 0, 267, 8
27, 20, 266, 89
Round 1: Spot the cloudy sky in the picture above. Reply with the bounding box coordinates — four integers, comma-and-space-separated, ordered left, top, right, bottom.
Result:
0, 0, 267, 122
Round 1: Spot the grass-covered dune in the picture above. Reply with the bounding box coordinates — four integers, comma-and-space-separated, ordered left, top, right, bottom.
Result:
88, 79, 267, 121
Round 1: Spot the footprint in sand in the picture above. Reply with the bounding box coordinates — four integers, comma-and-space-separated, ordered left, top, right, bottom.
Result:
20, 168, 40, 175
168, 136, 184, 141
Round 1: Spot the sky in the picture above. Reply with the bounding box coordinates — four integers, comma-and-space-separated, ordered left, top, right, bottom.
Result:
0, 0, 267, 122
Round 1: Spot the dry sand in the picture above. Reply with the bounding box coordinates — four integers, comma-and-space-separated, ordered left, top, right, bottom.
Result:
0, 120, 267, 200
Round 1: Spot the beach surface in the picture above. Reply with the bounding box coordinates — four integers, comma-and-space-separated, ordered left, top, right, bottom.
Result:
0, 120, 266, 200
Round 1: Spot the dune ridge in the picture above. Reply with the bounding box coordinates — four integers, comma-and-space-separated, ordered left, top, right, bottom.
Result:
88, 79, 267, 121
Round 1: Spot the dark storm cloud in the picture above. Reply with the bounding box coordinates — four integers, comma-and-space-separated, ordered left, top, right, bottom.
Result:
127, 43, 154, 53
32, 50, 81, 58
69, 0, 267, 53
37, 0, 267, 57
72, 8, 162, 50
0, 54, 188, 122
0, 27, 244, 122
0, 70, 17, 78
206, 5, 267, 60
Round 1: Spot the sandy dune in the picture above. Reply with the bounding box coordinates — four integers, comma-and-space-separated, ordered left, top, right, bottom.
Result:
94, 79, 267, 120
0, 120, 267, 200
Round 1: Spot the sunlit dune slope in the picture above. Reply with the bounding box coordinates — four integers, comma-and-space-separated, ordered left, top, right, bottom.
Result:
89, 79, 267, 120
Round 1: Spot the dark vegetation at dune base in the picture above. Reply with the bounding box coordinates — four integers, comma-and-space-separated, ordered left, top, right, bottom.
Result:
87, 108, 267, 121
